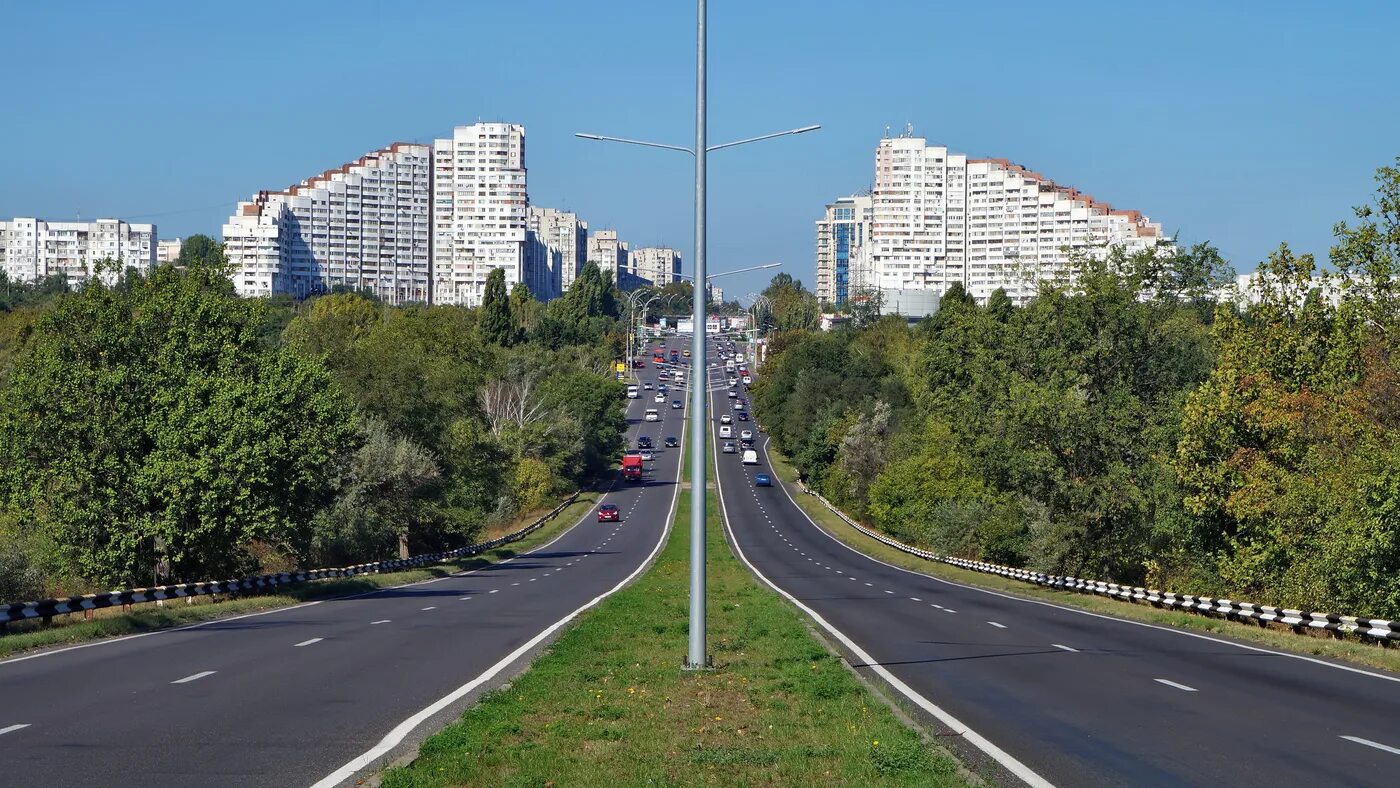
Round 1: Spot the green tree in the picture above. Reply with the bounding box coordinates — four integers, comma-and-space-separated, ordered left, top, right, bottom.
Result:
175, 234, 226, 268
480, 268, 514, 346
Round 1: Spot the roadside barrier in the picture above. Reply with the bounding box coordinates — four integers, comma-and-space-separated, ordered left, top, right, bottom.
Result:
2, 493, 580, 628
797, 483, 1400, 643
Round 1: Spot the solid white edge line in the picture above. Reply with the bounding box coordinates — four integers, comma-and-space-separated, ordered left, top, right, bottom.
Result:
171, 670, 216, 684
1340, 735, 1400, 756
0, 724, 32, 736
762, 436, 1400, 687
1154, 679, 1198, 692
309, 381, 688, 788
0, 491, 601, 670
709, 391, 1052, 788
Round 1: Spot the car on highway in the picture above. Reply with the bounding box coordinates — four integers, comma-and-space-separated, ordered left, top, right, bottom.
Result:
626, 385, 639, 399
683, 349, 691, 357
736, 411, 749, 421
643, 382, 653, 390
598, 503, 621, 521
645, 409, 660, 422
639, 449, 655, 461
754, 473, 771, 487
657, 383, 669, 392
742, 376, 752, 385
719, 424, 732, 438
722, 442, 736, 454
664, 436, 679, 448
727, 390, 737, 399
740, 438, 755, 450
671, 399, 683, 409
720, 414, 732, 424
740, 429, 753, 441
637, 436, 653, 449
654, 393, 665, 403
742, 449, 759, 465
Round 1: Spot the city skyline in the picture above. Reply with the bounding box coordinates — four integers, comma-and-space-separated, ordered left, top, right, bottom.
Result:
3, 1, 1398, 300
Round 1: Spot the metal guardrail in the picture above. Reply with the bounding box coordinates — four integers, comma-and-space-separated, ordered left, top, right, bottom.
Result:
2, 493, 581, 628
797, 483, 1400, 643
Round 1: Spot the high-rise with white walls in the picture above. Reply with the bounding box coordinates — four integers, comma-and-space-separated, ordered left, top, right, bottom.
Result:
526, 206, 588, 298
0, 218, 155, 287
587, 228, 630, 281
629, 246, 682, 287
868, 130, 1165, 304
815, 194, 873, 305
156, 238, 182, 265
223, 142, 433, 303
432, 123, 529, 307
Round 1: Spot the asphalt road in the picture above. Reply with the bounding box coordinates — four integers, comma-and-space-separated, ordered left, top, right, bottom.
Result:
0, 340, 687, 788
706, 338, 1400, 787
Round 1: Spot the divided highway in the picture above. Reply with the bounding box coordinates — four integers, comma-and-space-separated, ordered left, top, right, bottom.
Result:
0, 340, 687, 788
707, 338, 1400, 787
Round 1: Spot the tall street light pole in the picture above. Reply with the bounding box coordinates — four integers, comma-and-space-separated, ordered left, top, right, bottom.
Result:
576, 0, 818, 669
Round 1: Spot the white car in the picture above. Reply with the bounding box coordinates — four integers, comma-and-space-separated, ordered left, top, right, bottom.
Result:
719, 424, 732, 438
727, 390, 737, 399
720, 414, 732, 425
639, 449, 655, 461
643, 382, 653, 390
740, 429, 753, 441
626, 385, 639, 399
654, 393, 666, 403
742, 376, 752, 385
741, 449, 759, 465
645, 409, 660, 422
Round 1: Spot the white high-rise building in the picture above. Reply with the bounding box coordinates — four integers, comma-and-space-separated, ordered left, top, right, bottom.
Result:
223, 142, 433, 303
815, 194, 874, 305
156, 238, 183, 265
526, 206, 588, 298
869, 131, 1165, 304
629, 246, 682, 286
432, 123, 529, 307
587, 229, 631, 283
0, 218, 155, 287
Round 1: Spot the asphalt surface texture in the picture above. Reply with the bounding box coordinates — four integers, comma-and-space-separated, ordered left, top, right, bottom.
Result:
706, 338, 1400, 788
0, 339, 687, 788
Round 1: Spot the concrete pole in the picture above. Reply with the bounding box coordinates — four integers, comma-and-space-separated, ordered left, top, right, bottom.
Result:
685, 0, 709, 670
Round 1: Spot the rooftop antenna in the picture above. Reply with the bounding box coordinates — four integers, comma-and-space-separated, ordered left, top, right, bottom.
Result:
883, 125, 890, 139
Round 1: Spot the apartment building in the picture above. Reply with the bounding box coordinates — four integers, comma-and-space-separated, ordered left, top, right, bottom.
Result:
526, 206, 588, 298
814, 194, 873, 305
223, 142, 432, 303
431, 123, 529, 306
587, 228, 630, 280
868, 130, 1165, 304
157, 238, 182, 265
0, 218, 155, 287
629, 246, 682, 287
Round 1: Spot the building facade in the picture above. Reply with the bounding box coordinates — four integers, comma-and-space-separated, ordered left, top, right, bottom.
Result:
587, 228, 631, 283
815, 194, 873, 305
629, 246, 682, 286
867, 130, 1165, 304
432, 123, 529, 306
223, 142, 432, 303
1, 218, 155, 287
156, 238, 182, 265
526, 206, 588, 298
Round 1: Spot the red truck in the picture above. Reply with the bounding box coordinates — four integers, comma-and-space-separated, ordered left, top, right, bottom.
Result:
621, 453, 644, 482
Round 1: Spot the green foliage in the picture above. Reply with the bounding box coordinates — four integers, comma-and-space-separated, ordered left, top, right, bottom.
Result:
175, 234, 227, 268
0, 264, 359, 589
480, 268, 514, 346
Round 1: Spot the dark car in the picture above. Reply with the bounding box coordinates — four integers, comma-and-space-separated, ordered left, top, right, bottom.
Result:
664, 436, 679, 448
740, 438, 755, 450
598, 503, 621, 522
736, 411, 749, 421
755, 474, 772, 487
637, 436, 653, 449
671, 400, 683, 409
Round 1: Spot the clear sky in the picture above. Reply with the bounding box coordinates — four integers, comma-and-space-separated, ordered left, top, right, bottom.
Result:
3, 1, 1397, 299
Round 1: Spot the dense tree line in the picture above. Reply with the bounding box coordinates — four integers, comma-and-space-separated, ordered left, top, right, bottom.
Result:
0, 259, 629, 599
754, 160, 1400, 619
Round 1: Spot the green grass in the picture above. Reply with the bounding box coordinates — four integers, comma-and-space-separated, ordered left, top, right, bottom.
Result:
0, 493, 599, 659
763, 449, 1400, 675
379, 489, 971, 788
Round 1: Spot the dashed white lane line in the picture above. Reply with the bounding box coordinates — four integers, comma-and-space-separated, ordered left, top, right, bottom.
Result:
459, 596, 472, 601
529, 578, 537, 582
931, 603, 943, 609
511, 583, 520, 587
910, 597, 922, 602
1341, 735, 1400, 756
172, 671, 216, 684
943, 608, 957, 613
865, 582, 873, 587
1154, 679, 1198, 692
421, 606, 437, 611
294, 637, 324, 647
372, 619, 392, 625
489, 589, 499, 594
0, 724, 32, 736
987, 622, 1007, 629
1052, 644, 1079, 652
883, 590, 894, 595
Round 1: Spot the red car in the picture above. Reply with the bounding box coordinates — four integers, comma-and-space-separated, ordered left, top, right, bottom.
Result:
597, 503, 621, 522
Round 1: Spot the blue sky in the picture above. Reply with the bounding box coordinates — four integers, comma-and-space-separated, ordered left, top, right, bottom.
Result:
3, 1, 1397, 299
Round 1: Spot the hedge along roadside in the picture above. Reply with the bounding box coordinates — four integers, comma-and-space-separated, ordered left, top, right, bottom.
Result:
2, 493, 579, 629
798, 483, 1400, 645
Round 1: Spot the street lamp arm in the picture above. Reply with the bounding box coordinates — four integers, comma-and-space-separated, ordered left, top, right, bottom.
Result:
675, 262, 782, 282
705, 124, 820, 153
574, 133, 695, 156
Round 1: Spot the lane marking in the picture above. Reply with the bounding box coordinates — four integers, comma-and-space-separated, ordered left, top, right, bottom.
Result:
987, 622, 1007, 629
1341, 735, 1400, 756
489, 589, 499, 594
1154, 679, 1197, 692
372, 620, 392, 625
421, 606, 436, 611
883, 590, 894, 595
712, 417, 1053, 788
459, 596, 472, 601
0, 724, 31, 736
295, 638, 324, 647
1052, 644, 1078, 653
944, 609, 957, 613
910, 597, 922, 602
172, 671, 216, 684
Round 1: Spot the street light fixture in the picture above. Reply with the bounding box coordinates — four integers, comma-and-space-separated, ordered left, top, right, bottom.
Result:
575, 0, 819, 670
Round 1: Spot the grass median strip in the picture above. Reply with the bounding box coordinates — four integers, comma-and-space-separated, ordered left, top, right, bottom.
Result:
0, 493, 599, 660
380, 489, 969, 787
764, 448, 1400, 675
